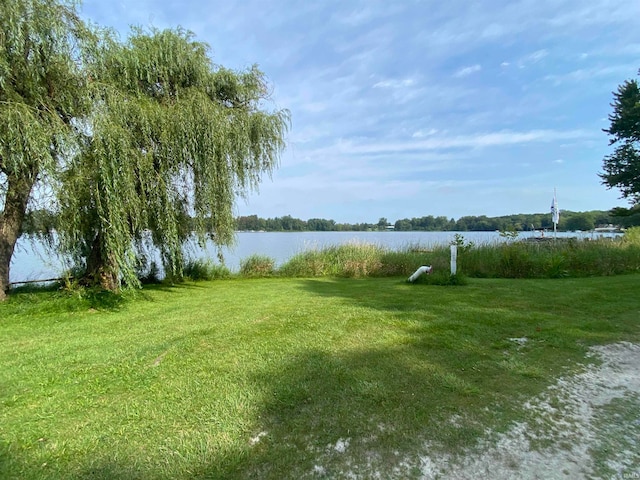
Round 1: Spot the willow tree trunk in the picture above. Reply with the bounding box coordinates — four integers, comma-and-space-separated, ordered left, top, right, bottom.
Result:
81, 232, 120, 292
0, 169, 37, 301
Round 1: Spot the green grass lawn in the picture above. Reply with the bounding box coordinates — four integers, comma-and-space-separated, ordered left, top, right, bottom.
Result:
1, 275, 639, 479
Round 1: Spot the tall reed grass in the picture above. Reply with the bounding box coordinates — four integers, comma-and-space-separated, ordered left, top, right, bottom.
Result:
462, 237, 640, 278
183, 259, 231, 280
278, 241, 434, 278
277, 233, 640, 280
239, 254, 276, 277
137, 229, 640, 283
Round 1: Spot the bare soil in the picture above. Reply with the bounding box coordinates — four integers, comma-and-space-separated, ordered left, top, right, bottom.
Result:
415, 342, 640, 479
311, 342, 640, 479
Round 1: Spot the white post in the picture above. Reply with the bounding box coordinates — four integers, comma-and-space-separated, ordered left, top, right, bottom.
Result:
552, 187, 559, 239
450, 245, 457, 275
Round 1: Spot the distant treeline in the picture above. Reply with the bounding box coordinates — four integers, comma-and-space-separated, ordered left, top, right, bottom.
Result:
21, 209, 640, 236
236, 210, 640, 232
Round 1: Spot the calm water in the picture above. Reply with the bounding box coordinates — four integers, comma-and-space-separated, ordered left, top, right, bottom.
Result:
10, 230, 616, 283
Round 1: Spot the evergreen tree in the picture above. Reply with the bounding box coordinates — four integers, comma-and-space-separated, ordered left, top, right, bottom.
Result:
601, 75, 640, 212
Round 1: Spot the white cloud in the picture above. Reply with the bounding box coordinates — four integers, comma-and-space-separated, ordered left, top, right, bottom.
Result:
412, 128, 438, 138
300, 102, 327, 113
528, 49, 549, 62
334, 4, 407, 28
547, 1, 640, 30
331, 129, 590, 156
454, 64, 482, 78
372, 77, 417, 89
544, 64, 638, 86
518, 49, 548, 68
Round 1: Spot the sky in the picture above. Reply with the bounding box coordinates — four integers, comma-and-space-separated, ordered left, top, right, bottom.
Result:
79, 0, 640, 224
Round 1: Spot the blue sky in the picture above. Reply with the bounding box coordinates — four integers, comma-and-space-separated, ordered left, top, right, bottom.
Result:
80, 0, 640, 223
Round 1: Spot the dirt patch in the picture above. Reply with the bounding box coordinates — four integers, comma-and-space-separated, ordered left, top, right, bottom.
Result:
417, 342, 640, 479
311, 342, 640, 479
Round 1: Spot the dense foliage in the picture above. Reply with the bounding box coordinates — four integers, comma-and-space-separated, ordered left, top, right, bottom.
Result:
601, 73, 640, 212
1, 0, 289, 296
234, 209, 627, 232
19, 209, 629, 237
56, 28, 289, 290
0, 0, 91, 299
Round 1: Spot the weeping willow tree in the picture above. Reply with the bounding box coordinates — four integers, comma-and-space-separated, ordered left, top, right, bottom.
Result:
0, 0, 90, 300
57, 28, 289, 290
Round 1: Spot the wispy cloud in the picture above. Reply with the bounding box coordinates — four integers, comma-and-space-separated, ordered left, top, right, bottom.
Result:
544, 64, 638, 86
331, 129, 590, 155
454, 64, 482, 78
79, 0, 639, 220
333, 3, 405, 27
372, 77, 417, 89
412, 128, 439, 138
517, 49, 549, 68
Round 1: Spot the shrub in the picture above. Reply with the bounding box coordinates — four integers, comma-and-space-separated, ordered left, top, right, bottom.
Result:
498, 243, 537, 278
622, 226, 640, 246
461, 244, 502, 278
278, 250, 329, 277
450, 233, 475, 253
274, 236, 640, 280
278, 242, 385, 278
379, 250, 423, 276
543, 252, 569, 278
338, 243, 383, 277
240, 255, 275, 277
183, 259, 231, 280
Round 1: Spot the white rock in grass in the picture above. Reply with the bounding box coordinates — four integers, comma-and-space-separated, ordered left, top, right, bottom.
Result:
509, 337, 528, 347
249, 431, 267, 446
334, 438, 350, 453
312, 465, 326, 475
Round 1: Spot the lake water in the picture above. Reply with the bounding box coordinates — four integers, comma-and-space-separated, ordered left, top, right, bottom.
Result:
10, 230, 617, 283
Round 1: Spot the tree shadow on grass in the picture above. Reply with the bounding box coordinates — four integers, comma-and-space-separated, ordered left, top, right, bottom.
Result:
3, 280, 220, 316
196, 344, 528, 479
2, 285, 127, 314
4, 339, 462, 478
3, 325, 536, 479
188, 277, 612, 478
295, 277, 503, 320
190, 282, 576, 478
186, 277, 616, 478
